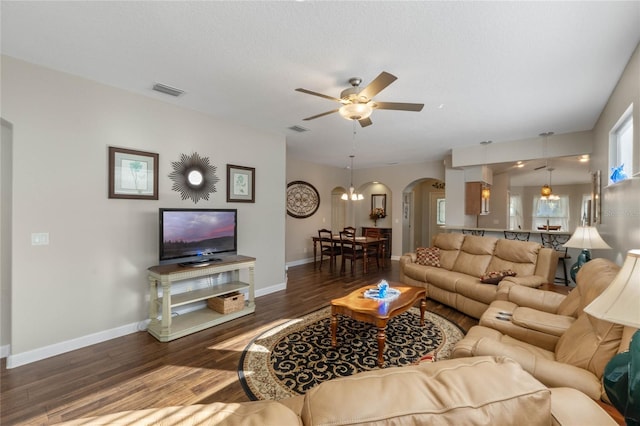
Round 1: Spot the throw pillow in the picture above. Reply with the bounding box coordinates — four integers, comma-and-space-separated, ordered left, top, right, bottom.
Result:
480, 269, 517, 285
416, 247, 441, 267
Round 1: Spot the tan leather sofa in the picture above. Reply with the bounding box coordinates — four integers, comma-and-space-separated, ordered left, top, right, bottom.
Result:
452, 258, 637, 402
400, 233, 558, 318
59, 356, 615, 425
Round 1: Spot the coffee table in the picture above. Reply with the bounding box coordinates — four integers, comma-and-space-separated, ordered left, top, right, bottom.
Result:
330, 283, 427, 368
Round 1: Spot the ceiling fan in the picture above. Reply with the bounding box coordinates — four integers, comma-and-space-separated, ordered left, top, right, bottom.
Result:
295, 71, 424, 128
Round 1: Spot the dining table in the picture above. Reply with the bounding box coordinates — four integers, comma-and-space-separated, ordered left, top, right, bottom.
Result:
311, 234, 387, 274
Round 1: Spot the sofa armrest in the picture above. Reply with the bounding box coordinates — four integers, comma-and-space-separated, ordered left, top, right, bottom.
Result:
474, 338, 602, 400
549, 388, 617, 426
512, 307, 575, 337
501, 284, 567, 313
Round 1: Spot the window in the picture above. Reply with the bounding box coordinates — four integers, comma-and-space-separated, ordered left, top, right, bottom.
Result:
532, 195, 570, 231
509, 194, 523, 230
609, 104, 634, 184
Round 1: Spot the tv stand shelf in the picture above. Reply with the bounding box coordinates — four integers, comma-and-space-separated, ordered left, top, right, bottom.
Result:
147, 255, 256, 342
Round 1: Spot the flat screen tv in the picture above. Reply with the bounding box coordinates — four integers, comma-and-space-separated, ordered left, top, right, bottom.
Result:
159, 208, 237, 266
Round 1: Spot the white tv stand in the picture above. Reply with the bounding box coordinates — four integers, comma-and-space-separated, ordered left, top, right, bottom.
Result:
146, 255, 256, 342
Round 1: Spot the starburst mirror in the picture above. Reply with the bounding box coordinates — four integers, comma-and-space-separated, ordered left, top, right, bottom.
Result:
168, 152, 219, 203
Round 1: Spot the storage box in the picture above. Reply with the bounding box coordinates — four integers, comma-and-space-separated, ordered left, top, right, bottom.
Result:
207, 292, 245, 314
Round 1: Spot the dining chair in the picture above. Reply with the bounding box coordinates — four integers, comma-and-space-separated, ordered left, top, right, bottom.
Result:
504, 231, 531, 241
363, 227, 383, 269
343, 226, 357, 234
318, 228, 340, 271
540, 233, 572, 286
339, 229, 364, 275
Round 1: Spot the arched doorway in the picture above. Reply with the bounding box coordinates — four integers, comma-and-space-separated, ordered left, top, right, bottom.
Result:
402, 178, 445, 254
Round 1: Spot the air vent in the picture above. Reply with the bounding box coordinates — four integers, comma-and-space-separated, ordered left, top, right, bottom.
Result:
288, 125, 309, 133
152, 83, 184, 97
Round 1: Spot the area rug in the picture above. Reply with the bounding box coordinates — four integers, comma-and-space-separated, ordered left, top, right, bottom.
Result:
238, 306, 465, 400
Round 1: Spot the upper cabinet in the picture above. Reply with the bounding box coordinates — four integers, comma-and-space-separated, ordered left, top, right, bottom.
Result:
465, 182, 490, 215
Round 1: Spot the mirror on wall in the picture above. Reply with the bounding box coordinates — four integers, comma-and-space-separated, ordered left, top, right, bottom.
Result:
371, 194, 386, 214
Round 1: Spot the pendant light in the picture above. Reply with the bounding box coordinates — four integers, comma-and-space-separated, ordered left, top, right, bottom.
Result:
341, 155, 364, 201
539, 132, 555, 198
541, 167, 560, 200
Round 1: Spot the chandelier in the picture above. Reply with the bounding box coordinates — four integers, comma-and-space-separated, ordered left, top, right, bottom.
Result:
341, 155, 364, 201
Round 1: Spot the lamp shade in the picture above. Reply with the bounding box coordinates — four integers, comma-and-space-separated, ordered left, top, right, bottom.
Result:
583, 249, 640, 328
563, 226, 612, 250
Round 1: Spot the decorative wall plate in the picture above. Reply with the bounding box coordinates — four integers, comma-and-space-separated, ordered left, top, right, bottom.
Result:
286, 180, 320, 218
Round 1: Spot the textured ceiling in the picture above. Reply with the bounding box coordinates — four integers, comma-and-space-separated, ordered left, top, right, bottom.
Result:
2, 1, 639, 178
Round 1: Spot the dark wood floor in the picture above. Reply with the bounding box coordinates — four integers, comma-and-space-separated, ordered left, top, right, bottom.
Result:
1, 260, 574, 425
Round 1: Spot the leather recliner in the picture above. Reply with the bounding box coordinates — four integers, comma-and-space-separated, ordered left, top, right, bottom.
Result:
452, 258, 637, 401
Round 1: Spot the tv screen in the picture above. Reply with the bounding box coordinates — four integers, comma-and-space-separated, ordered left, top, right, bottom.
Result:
159, 208, 237, 265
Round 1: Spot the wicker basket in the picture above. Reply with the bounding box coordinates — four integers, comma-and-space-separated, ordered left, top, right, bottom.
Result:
207, 292, 245, 314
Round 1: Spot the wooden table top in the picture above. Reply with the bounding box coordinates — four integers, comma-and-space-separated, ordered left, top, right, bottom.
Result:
331, 283, 426, 320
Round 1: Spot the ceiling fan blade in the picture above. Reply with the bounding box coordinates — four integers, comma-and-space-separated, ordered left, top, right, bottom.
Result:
295, 88, 343, 103
302, 109, 340, 121
358, 72, 397, 100
359, 117, 373, 128
374, 102, 424, 112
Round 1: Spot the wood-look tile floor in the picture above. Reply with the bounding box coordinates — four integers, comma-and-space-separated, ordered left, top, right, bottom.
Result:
1, 260, 575, 425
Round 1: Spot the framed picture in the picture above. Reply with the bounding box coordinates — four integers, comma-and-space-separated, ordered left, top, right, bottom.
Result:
108, 147, 158, 200
227, 164, 255, 202
591, 170, 601, 224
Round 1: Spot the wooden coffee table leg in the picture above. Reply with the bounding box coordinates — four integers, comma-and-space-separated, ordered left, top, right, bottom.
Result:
331, 312, 338, 347
420, 298, 426, 326
377, 326, 386, 368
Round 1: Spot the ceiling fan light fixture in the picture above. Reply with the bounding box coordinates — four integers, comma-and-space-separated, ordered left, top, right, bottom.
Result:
339, 103, 373, 121
541, 184, 552, 197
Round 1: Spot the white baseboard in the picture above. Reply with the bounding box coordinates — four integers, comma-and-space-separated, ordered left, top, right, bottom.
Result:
6, 322, 140, 369
286, 257, 314, 268
255, 281, 287, 297
1, 344, 10, 359
4, 281, 289, 369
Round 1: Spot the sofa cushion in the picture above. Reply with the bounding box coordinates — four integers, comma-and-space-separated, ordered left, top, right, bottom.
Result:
456, 277, 499, 305
300, 356, 551, 426
481, 270, 517, 284
59, 401, 303, 426
451, 235, 497, 277
402, 262, 434, 282
486, 239, 540, 277
426, 268, 469, 293
554, 259, 624, 378
416, 246, 441, 267
432, 233, 464, 270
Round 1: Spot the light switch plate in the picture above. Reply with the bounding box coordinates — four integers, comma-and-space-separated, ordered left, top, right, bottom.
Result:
31, 232, 49, 246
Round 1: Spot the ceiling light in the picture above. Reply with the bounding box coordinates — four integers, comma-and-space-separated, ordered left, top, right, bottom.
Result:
516, 161, 525, 168
579, 155, 590, 162
339, 103, 373, 121
541, 167, 559, 200
341, 155, 364, 201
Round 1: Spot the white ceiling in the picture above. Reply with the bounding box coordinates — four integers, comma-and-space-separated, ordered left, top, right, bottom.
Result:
2, 1, 639, 180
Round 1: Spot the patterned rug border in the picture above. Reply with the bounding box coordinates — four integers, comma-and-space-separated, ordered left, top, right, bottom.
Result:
238, 306, 466, 401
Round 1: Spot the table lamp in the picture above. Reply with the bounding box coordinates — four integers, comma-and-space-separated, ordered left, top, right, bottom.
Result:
563, 226, 611, 283
583, 249, 639, 425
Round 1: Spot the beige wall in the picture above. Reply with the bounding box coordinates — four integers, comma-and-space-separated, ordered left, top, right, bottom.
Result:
2, 56, 286, 365
1, 119, 12, 352
591, 43, 640, 263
